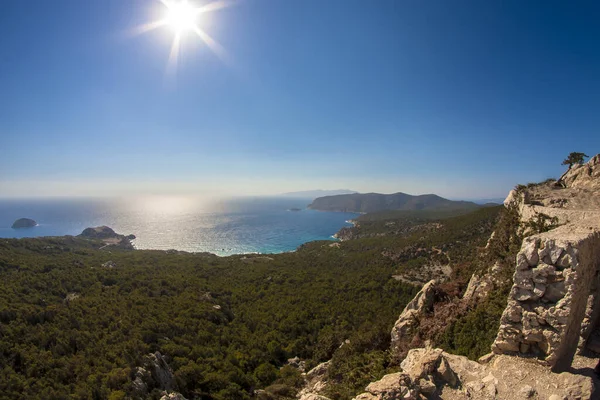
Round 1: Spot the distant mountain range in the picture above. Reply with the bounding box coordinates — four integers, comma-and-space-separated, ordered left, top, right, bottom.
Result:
308, 192, 482, 213
468, 198, 505, 205
281, 189, 357, 198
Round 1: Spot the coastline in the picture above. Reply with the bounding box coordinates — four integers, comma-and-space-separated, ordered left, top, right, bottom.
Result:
1, 199, 359, 257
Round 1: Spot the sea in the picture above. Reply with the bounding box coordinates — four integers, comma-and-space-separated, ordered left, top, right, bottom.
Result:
0, 197, 359, 256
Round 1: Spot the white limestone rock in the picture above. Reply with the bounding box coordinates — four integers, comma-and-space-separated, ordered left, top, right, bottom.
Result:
390, 280, 436, 351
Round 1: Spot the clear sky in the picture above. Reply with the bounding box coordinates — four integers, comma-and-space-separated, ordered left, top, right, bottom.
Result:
1, 0, 599, 199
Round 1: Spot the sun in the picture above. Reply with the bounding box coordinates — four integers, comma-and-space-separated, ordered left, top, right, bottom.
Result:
130, 0, 235, 79
164, 0, 199, 33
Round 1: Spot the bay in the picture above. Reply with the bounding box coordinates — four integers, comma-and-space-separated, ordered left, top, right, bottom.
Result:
0, 196, 358, 256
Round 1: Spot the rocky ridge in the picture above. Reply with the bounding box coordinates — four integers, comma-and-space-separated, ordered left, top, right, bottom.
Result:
317, 154, 600, 400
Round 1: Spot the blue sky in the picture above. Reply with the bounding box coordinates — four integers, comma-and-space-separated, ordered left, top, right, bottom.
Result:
1, 0, 599, 199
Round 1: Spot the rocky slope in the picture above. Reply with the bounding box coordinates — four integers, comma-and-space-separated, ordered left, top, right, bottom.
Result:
308, 192, 480, 213
353, 347, 595, 400
308, 154, 600, 400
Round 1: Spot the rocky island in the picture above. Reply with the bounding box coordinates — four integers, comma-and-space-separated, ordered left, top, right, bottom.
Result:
11, 218, 37, 229
79, 225, 136, 249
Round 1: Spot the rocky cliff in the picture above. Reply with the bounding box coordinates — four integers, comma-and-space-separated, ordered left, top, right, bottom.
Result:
338, 154, 600, 399
492, 155, 600, 372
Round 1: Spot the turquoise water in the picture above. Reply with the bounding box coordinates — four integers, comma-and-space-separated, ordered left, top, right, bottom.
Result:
0, 197, 358, 256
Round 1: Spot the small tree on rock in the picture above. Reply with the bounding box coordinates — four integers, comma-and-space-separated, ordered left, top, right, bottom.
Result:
561, 152, 589, 169
556, 152, 589, 187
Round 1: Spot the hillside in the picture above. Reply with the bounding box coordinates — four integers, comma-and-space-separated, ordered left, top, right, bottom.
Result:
0, 207, 500, 400
344, 155, 600, 400
4, 155, 599, 400
281, 190, 357, 198
308, 192, 480, 213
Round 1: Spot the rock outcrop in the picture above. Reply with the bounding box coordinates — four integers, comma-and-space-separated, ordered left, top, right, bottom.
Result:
101, 260, 117, 269
561, 154, 600, 190
493, 154, 600, 372
357, 155, 600, 399
492, 230, 600, 371
353, 347, 594, 400
297, 361, 332, 400
506, 155, 600, 224
390, 280, 436, 356
159, 393, 187, 400
11, 218, 37, 229
132, 352, 177, 397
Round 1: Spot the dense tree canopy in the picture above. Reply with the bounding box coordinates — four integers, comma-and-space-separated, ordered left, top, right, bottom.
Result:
0, 206, 503, 400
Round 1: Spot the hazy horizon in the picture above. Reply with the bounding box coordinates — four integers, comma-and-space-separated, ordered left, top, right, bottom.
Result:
0, 179, 512, 201
2, 0, 599, 199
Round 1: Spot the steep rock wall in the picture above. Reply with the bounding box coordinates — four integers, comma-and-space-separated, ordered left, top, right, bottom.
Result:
492, 227, 600, 371
493, 154, 600, 371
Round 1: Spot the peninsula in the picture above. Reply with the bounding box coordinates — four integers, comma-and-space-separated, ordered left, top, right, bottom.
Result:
308, 192, 481, 213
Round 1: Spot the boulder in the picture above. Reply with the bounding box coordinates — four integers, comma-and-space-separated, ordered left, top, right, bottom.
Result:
354, 372, 416, 400
299, 395, 331, 400
519, 385, 536, 398
160, 393, 187, 400
354, 348, 483, 399
358, 348, 595, 400
101, 261, 117, 269
286, 356, 306, 372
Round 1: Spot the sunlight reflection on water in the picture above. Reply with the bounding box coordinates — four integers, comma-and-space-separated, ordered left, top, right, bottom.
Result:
0, 196, 358, 256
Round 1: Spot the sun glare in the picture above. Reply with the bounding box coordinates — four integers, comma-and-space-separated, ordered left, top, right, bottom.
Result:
165, 0, 199, 33
130, 0, 235, 80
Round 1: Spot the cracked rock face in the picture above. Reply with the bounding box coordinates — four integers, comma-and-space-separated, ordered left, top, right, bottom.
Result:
562, 154, 600, 190
492, 229, 600, 369
297, 361, 332, 399
132, 351, 177, 397
390, 280, 436, 354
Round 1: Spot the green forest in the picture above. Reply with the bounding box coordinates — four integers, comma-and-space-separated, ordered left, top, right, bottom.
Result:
0, 206, 505, 400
